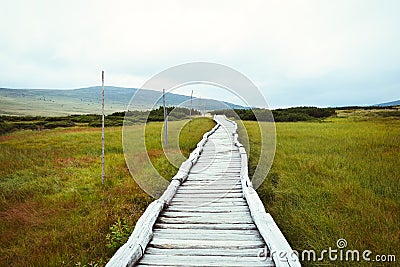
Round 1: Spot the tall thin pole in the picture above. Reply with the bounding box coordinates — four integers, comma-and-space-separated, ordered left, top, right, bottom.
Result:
189, 89, 193, 132
101, 71, 105, 186
163, 89, 168, 147
200, 98, 202, 116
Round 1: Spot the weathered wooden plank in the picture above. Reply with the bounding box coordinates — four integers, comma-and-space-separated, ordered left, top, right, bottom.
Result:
190, 166, 241, 170
191, 164, 238, 167
174, 191, 242, 194
188, 171, 241, 176
186, 172, 240, 178
152, 232, 261, 241
176, 188, 243, 192
156, 215, 253, 224
136, 254, 274, 267
182, 182, 240, 186
194, 154, 239, 158
182, 181, 241, 186
144, 247, 265, 257
174, 192, 242, 197
184, 177, 241, 181
170, 200, 247, 206
193, 158, 240, 161
175, 191, 243, 196
178, 186, 242, 191
149, 238, 265, 249
158, 213, 252, 222
164, 211, 248, 216
188, 171, 240, 175
190, 167, 240, 171
180, 180, 241, 184
188, 173, 241, 177
191, 164, 241, 168
154, 222, 257, 230
175, 187, 242, 192
178, 186, 241, 191
175, 190, 242, 195
164, 208, 248, 214
183, 177, 240, 182
167, 202, 248, 208
169, 199, 247, 205
152, 228, 261, 236
172, 195, 243, 200
180, 185, 240, 189
195, 154, 240, 158
180, 181, 241, 186
160, 210, 251, 217
183, 178, 240, 183
174, 191, 242, 197
194, 157, 240, 160
186, 174, 240, 178
183, 180, 240, 184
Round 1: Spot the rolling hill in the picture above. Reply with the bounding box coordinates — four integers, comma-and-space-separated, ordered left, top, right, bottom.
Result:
375, 99, 400, 107
0, 87, 247, 116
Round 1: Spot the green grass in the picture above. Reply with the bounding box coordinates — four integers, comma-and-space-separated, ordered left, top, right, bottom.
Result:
241, 114, 399, 266
0, 118, 215, 266
1, 109, 398, 266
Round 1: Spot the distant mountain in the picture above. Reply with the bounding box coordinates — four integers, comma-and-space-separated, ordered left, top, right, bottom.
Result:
0, 87, 247, 116
375, 100, 400, 107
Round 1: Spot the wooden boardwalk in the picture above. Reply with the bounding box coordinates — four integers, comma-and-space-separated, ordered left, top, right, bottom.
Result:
107, 115, 300, 267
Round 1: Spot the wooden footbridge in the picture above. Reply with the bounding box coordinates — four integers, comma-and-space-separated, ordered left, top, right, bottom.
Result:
107, 115, 300, 267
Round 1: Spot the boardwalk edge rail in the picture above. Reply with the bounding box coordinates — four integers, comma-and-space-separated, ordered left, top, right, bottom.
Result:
228, 116, 301, 267
106, 121, 221, 267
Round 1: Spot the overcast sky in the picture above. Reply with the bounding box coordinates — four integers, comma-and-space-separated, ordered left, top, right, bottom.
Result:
1, 0, 399, 108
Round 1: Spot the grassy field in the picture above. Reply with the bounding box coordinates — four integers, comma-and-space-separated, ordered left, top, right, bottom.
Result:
241, 111, 399, 266
1, 109, 399, 266
0, 118, 215, 266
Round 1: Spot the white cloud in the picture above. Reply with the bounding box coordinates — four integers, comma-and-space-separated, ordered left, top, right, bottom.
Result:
1, 0, 399, 107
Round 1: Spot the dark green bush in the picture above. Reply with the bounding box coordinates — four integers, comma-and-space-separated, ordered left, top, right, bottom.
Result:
212, 107, 336, 122
0, 122, 13, 135
68, 114, 101, 123
44, 120, 75, 129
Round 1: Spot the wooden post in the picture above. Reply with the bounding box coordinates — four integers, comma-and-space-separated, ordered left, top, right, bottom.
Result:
189, 89, 193, 132
101, 71, 105, 186
163, 89, 168, 147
